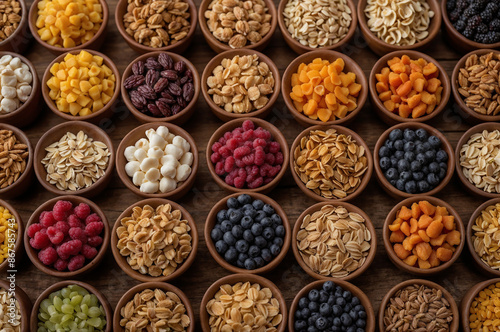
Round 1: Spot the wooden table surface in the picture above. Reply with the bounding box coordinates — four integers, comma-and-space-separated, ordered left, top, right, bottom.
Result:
7, 0, 490, 330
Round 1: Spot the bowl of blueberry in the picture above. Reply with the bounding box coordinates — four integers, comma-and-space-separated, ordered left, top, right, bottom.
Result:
205, 193, 291, 274
289, 279, 375, 332
374, 123, 455, 198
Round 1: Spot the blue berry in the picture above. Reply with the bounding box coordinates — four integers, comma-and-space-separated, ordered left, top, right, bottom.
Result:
309, 301, 319, 312
251, 223, 263, 236
254, 210, 266, 222
379, 157, 391, 170
385, 140, 394, 150
390, 157, 398, 167
416, 153, 426, 164
351, 297, 360, 306
244, 258, 256, 270
275, 225, 285, 237
336, 297, 346, 306
323, 281, 335, 292
224, 247, 237, 262
295, 321, 307, 330
389, 129, 403, 141
319, 290, 329, 303
396, 179, 406, 191
394, 150, 404, 159
238, 252, 248, 262
413, 172, 424, 181
410, 160, 422, 172
211, 228, 223, 241
252, 199, 264, 209
422, 142, 431, 151
436, 149, 448, 162
418, 180, 430, 193
263, 227, 275, 240
358, 310, 367, 319
240, 216, 253, 229
385, 168, 399, 181
397, 159, 410, 172
232, 225, 243, 238
332, 305, 342, 316
422, 166, 429, 175
415, 128, 428, 140
223, 232, 236, 245
243, 207, 257, 218
427, 173, 440, 186
221, 220, 232, 232
254, 256, 265, 267
425, 150, 436, 162
254, 236, 267, 248
341, 313, 352, 326
319, 303, 331, 316
343, 290, 352, 301
379, 146, 390, 157
262, 204, 275, 215
404, 141, 415, 151
400, 171, 412, 181
315, 316, 328, 330
228, 210, 242, 223
429, 162, 440, 173
403, 129, 416, 141
216, 209, 228, 222
439, 167, 447, 180
260, 217, 272, 227
309, 289, 320, 302
271, 214, 282, 225
235, 239, 248, 253
248, 245, 260, 257
215, 240, 228, 254
349, 310, 358, 321
237, 194, 251, 205
243, 229, 254, 242
227, 197, 239, 208
301, 307, 311, 318
394, 139, 404, 150
299, 297, 309, 309
333, 317, 341, 326
356, 319, 366, 328
273, 237, 284, 247
270, 244, 281, 256
261, 248, 272, 262
405, 180, 417, 194
404, 151, 415, 161
428, 135, 441, 148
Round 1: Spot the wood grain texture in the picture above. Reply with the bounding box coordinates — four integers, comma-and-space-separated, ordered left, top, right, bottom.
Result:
6, 0, 487, 330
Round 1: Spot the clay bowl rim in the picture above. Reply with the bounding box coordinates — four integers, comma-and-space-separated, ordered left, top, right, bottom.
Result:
441, 0, 500, 51
373, 122, 455, 198
0, 199, 24, 273
289, 279, 376, 332
204, 192, 291, 274
368, 50, 451, 123
113, 281, 195, 332
460, 278, 500, 332
33, 120, 115, 197
115, 0, 198, 54
198, 0, 278, 52
357, 0, 442, 52
382, 196, 465, 276
30, 280, 112, 332
110, 198, 199, 283
205, 117, 289, 193
378, 278, 459, 332
291, 201, 377, 281
277, 0, 358, 54
0, 0, 28, 49
200, 49, 281, 121
0, 51, 40, 123
115, 122, 199, 198
23, 195, 110, 278
41, 49, 120, 122
454, 122, 500, 198
0, 280, 31, 331
0, 123, 33, 198
281, 49, 368, 127
451, 49, 500, 122
200, 273, 287, 332
289, 124, 373, 202
28, 0, 109, 53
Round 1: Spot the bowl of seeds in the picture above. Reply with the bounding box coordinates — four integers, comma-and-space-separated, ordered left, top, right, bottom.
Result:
461, 278, 500, 332
0, 199, 24, 274
0, 0, 30, 54
0, 280, 31, 331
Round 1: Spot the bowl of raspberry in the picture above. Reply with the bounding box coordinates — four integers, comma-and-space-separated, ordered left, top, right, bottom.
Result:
206, 118, 289, 193
24, 196, 109, 277
205, 193, 291, 274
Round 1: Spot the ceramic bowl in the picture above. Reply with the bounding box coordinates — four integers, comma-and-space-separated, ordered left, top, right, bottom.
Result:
373, 122, 455, 198
30, 280, 112, 331
121, 51, 200, 126
0, 199, 24, 273
282, 50, 368, 127
116, 122, 198, 200
357, 0, 441, 56
41, 49, 120, 124
113, 282, 195, 332
382, 196, 465, 276
201, 49, 281, 122
111, 198, 198, 282
115, 0, 198, 54
24, 195, 110, 278
461, 278, 500, 332
380, 279, 459, 332
28, 0, 109, 54
206, 117, 289, 194
0, 0, 30, 53
369, 50, 450, 125
205, 192, 291, 274
198, 0, 277, 53
33, 121, 115, 198
200, 274, 287, 332
0, 123, 33, 199
290, 124, 373, 202
289, 279, 376, 332
0, 280, 31, 332
292, 201, 376, 281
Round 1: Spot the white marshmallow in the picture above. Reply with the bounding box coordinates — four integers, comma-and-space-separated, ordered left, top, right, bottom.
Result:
176, 164, 191, 182
156, 126, 169, 140
124, 146, 137, 162
140, 181, 159, 194
135, 138, 149, 150
147, 146, 163, 159
160, 177, 177, 193
140, 157, 159, 171
0, 98, 17, 113
14, 68, 32, 84
1, 70, 17, 87
160, 163, 176, 178
165, 144, 184, 160
21, 63, 28, 71
8, 57, 21, 70
172, 136, 188, 151
180, 152, 193, 166
160, 154, 177, 166
149, 133, 166, 149
166, 133, 175, 142
132, 171, 145, 186
145, 168, 160, 182
1, 86, 16, 99
0, 55, 12, 66
145, 128, 156, 140
16, 84, 31, 102
125, 161, 140, 177
133, 148, 147, 162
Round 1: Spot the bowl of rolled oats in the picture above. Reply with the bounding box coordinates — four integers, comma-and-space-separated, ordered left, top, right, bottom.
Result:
33, 121, 115, 198
0, 280, 31, 331
0, 0, 30, 54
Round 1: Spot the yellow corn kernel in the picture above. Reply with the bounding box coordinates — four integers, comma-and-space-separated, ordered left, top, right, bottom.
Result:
101, 93, 111, 105
69, 14, 81, 26
68, 67, 79, 79
76, 95, 91, 108
78, 50, 93, 63
88, 65, 100, 77
79, 108, 92, 116
79, 80, 92, 93
69, 79, 80, 89
89, 77, 100, 85
48, 89, 59, 100
103, 88, 113, 97
88, 11, 101, 23
66, 92, 78, 103
88, 85, 100, 100
63, 37, 75, 48
59, 81, 71, 93
101, 65, 112, 77
92, 55, 103, 66
56, 98, 70, 112
50, 63, 60, 76
65, 56, 77, 68
93, 4, 102, 13
47, 77, 60, 91
39, 28, 52, 41
69, 103, 82, 116
92, 100, 103, 112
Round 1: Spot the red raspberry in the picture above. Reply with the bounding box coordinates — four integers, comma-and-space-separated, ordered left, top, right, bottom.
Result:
253, 138, 267, 148
215, 161, 225, 175
223, 132, 232, 140
73, 203, 91, 219
275, 152, 284, 165
54, 221, 70, 235
54, 259, 68, 271
234, 146, 251, 160
235, 159, 245, 168
225, 174, 235, 186
29, 232, 50, 250
27, 223, 44, 238
210, 152, 221, 164
254, 146, 266, 166
52, 200, 73, 221
264, 177, 274, 184
246, 173, 256, 184
69, 227, 87, 244
81, 244, 98, 260
58, 240, 82, 258
242, 130, 254, 141
265, 153, 275, 165
68, 255, 85, 271
218, 146, 231, 158
242, 120, 255, 131
232, 127, 243, 135
211, 142, 222, 152
242, 153, 255, 166
46, 226, 65, 245
234, 176, 245, 188
250, 165, 260, 177
38, 247, 58, 265
238, 168, 246, 179
224, 156, 235, 173
260, 163, 272, 177
248, 177, 264, 189
85, 213, 101, 225
268, 165, 281, 177
226, 138, 239, 151
218, 137, 227, 145
254, 128, 271, 140
39, 211, 56, 228
67, 214, 83, 229
232, 131, 242, 140
243, 140, 253, 148
85, 222, 104, 237
87, 236, 103, 247
269, 141, 281, 154
39, 228, 47, 234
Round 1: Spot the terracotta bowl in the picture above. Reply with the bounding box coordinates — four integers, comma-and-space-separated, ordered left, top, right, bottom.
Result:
0, 123, 33, 199
206, 117, 289, 194
205, 192, 291, 274
41, 49, 120, 124
461, 278, 500, 332
289, 279, 376, 332
121, 51, 200, 126
113, 282, 195, 332
380, 279, 459, 332
33, 121, 115, 198
116, 122, 198, 200
198, 0, 277, 53
111, 198, 198, 282
115, 0, 198, 54
455, 122, 500, 198
292, 201, 377, 281
28, 0, 108, 55
277, 0, 357, 54
0, 0, 30, 53
201, 49, 281, 122
451, 49, 500, 124
441, 0, 500, 54
200, 274, 287, 332
282, 50, 368, 127
357, 0, 441, 56
0, 199, 24, 274
383, 196, 465, 276
30, 280, 112, 332
369, 50, 450, 125
0, 280, 31, 332
290, 124, 373, 202
373, 122, 455, 199
0, 52, 41, 128
24, 195, 110, 278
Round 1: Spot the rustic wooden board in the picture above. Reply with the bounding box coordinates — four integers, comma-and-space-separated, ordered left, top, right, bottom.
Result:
7, 0, 489, 330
